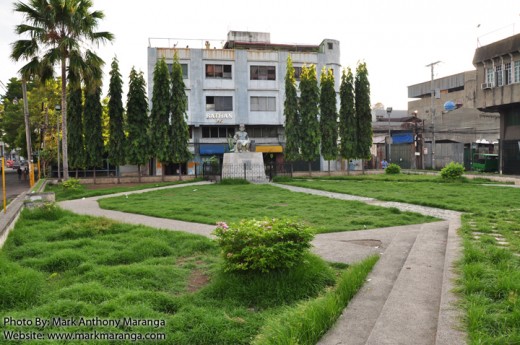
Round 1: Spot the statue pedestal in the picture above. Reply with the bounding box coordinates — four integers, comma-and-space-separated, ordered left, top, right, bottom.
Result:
222, 152, 268, 183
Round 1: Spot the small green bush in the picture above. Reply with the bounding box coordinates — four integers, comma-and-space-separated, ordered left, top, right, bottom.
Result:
219, 178, 250, 185
272, 176, 294, 183
213, 218, 315, 273
62, 178, 82, 190
440, 161, 465, 179
385, 163, 401, 174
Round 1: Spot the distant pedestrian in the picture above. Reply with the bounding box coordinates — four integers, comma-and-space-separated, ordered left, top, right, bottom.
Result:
382, 159, 389, 169
17, 167, 22, 181
23, 167, 28, 181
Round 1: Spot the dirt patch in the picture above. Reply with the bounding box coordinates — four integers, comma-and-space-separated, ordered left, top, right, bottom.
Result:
273, 203, 289, 207
187, 270, 210, 292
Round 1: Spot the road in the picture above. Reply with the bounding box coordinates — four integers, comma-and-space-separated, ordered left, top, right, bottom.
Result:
0, 168, 31, 206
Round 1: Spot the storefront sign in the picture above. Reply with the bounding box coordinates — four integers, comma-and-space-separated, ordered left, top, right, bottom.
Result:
206, 113, 233, 120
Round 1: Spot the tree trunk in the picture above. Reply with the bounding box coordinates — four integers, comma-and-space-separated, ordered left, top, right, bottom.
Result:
137, 164, 141, 183
308, 161, 312, 177
61, 57, 69, 180
178, 164, 182, 181
328, 160, 331, 176
93, 167, 97, 184
117, 166, 120, 184
22, 79, 33, 187
347, 158, 350, 176
75, 169, 78, 178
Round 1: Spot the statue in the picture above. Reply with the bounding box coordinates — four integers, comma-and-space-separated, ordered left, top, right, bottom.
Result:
232, 124, 251, 153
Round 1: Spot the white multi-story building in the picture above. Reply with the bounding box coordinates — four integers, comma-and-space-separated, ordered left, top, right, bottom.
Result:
147, 31, 340, 174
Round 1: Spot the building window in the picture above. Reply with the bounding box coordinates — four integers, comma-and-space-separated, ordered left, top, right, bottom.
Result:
327, 42, 333, 50
486, 67, 494, 85
166, 63, 188, 78
206, 96, 233, 111
496, 64, 503, 86
248, 126, 278, 138
201, 126, 235, 138
505, 62, 512, 85
514, 61, 520, 83
205, 64, 232, 79
294, 66, 302, 81
250, 96, 276, 111
250, 65, 276, 80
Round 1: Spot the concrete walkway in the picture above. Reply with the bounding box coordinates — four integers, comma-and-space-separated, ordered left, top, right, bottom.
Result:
58, 181, 466, 345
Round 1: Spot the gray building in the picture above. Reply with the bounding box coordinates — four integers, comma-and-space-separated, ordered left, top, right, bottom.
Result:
147, 31, 341, 174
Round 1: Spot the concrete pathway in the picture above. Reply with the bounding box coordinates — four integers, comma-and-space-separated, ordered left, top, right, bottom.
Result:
58, 181, 466, 345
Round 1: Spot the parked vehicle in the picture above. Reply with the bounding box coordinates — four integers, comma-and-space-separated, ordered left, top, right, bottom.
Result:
472, 153, 498, 172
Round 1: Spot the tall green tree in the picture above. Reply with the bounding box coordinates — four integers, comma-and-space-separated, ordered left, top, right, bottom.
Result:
11, 0, 114, 180
319, 68, 338, 174
66, 70, 85, 177
355, 62, 372, 161
169, 53, 192, 180
283, 55, 300, 162
339, 68, 357, 168
149, 58, 171, 181
107, 57, 126, 182
126, 68, 149, 183
299, 65, 321, 175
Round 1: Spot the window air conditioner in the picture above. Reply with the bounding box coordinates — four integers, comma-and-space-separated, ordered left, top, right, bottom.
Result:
481, 83, 492, 89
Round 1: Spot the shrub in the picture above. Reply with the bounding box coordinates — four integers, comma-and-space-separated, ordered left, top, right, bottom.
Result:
440, 161, 465, 179
213, 218, 315, 273
62, 178, 82, 190
272, 176, 294, 183
219, 178, 249, 185
385, 163, 401, 174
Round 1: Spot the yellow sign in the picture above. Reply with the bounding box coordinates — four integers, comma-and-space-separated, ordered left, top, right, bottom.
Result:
255, 145, 283, 153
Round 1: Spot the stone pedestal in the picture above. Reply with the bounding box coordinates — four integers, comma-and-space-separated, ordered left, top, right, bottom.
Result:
222, 152, 268, 183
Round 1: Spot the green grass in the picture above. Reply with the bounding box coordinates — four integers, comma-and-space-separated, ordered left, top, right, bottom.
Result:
45, 178, 203, 201
98, 184, 437, 233
0, 206, 360, 344
277, 176, 520, 343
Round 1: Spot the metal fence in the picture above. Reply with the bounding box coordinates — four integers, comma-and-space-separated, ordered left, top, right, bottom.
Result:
202, 163, 293, 182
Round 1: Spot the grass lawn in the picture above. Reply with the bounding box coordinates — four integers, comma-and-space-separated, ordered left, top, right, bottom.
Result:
97, 183, 437, 233
0, 206, 377, 345
279, 175, 520, 344
45, 179, 203, 201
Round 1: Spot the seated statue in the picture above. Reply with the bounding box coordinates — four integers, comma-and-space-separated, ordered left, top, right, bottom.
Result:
233, 124, 250, 153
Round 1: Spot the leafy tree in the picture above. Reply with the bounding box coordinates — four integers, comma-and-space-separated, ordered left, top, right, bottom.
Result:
319, 68, 338, 174
299, 65, 321, 175
355, 62, 372, 161
169, 53, 192, 180
339, 68, 357, 167
149, 58, 171, 181
11, 0, 114, 180
126, 68, 149, 182
83, 86, 104, 182
107, 57, 126, 182
283, 55, 300, 162
66, 71, 85, 177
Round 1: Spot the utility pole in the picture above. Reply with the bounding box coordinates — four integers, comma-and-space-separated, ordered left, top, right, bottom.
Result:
426, 61, 441, 170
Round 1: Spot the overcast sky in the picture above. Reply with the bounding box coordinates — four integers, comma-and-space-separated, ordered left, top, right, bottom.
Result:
1, 0, 519, 111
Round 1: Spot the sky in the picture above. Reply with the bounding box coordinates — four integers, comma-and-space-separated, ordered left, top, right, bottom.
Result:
1, 0, 519, 111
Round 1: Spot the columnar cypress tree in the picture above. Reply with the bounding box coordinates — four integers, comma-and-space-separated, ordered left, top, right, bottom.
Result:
355, 62, 372, 161
83, 85, 104, 183
126, 67, 149, 182
149, 58, 171, 181
170, 53, 192, 180
283, 55, 300, 162
299, 65, 321, 175
339, 67, 357, 168
67, 72, 85, 177
107, 57, 126, 183
319, 68, 338, 174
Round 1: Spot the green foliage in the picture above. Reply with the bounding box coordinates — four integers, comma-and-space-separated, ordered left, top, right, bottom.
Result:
150, 58, 172, 165
272, 176, 294, 183
126, 67, 149, 166
299, 65, 321, 167
354, 62, 372, 159
169, 53, 192, 165
283, 55, 300, 162
339, 68, 357, 159
0, 256, 45, 310
61, 178, 82, 190
385, 163, 401, 174
107, 57, 126, 166
440, 161, 465, 179
213, 218, 315, 273
219, 178, 250, 185
66, 79, 85, 169
320, 68, 338, 161
83, 86, 104, 168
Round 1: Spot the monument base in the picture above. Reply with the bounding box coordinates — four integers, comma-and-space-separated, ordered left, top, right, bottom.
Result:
222, 152, 268, 183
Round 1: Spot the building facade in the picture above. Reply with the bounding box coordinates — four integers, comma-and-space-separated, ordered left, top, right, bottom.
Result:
147, 31, 341, 174
473, 33, 520, 174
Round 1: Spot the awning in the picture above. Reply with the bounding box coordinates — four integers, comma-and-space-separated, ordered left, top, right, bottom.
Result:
392, 133, 413, 144
255, 145, 283, 153
200, 144, 227, 155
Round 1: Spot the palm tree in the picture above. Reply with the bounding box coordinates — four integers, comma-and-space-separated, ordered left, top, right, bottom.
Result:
11, 0, 114, 180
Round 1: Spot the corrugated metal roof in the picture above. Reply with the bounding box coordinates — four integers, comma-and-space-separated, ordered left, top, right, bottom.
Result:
473, 33, 520, 64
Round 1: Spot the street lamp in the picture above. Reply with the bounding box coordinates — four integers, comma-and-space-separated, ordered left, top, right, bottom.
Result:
386, 107, 393, 162
55, 104, 61, 182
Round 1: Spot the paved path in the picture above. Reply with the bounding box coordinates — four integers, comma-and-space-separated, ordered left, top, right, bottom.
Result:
58, 181, 466, 345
